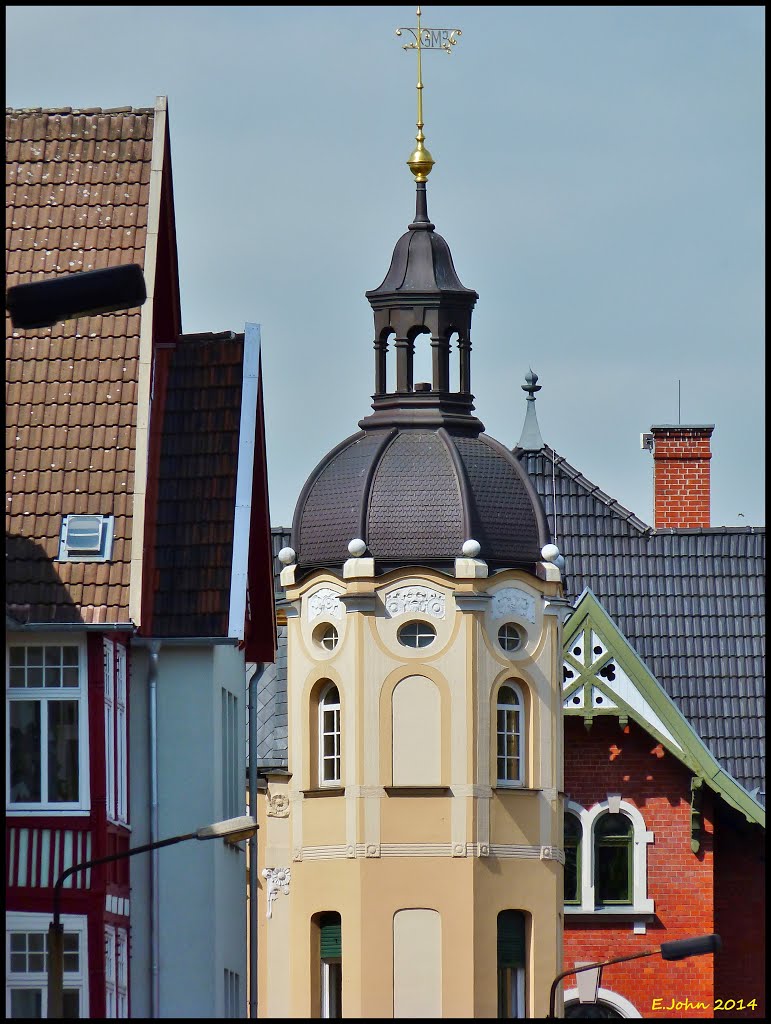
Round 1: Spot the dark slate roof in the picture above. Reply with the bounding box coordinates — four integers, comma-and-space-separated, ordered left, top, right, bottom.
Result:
520, 445, 765, 801
292, 427, 548, 574
150, 332, 244, 637
252, 624, 288, 769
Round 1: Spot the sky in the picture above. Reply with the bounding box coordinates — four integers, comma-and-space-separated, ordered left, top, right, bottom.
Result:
6, 6, 765, 530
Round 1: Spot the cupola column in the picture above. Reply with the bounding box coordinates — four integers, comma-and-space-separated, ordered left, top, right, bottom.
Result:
395, 335, 414, 393
431, 334, 450, 392
374, 335, 388, 395
458, 333, 471, 394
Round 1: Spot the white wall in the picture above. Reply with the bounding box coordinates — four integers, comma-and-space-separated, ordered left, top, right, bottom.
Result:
129, 642, 247, 1018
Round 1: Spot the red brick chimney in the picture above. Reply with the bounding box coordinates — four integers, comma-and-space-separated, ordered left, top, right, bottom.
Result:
646, 424, 714, 529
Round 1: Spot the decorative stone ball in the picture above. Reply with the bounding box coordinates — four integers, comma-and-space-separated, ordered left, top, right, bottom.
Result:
348, 538, 367, 557
541, 543, 560, 563
462, 539, 481, 558
277, 547, 296, 565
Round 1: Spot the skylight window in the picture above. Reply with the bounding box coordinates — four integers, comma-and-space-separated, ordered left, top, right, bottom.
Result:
58, 515, 115, 562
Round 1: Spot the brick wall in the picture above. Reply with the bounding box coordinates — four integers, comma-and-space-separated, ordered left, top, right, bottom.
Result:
563, 717, 715, 1018
649, 425, 713, 529
713, 807, 765, 1017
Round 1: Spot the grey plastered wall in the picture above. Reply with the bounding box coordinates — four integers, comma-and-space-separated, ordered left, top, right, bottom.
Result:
129, 643, 247, 1018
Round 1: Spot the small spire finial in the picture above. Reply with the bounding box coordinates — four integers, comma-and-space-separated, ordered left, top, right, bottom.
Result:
516, 369, 545, 450
522, 368, 542, 400
396, 8, 463, 182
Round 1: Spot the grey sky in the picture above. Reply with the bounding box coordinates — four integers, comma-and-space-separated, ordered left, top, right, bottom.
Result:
7, 6, 764, 529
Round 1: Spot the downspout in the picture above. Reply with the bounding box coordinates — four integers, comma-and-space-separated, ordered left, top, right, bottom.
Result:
148, 640, 161, 1017
247, 663, 261, 1018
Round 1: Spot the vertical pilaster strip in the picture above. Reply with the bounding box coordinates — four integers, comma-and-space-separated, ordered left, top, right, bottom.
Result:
129, 96, 166, 626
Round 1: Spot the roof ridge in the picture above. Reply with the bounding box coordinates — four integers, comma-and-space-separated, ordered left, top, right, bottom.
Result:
6, 106, 155, 116
653, 525, 765, 535
539, 444, 652, 535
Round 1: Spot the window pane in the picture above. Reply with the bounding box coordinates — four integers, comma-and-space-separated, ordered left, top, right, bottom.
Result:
10, 647, 25, 666
62, 989, 80, 1018
11, 989, 43, 1017
27, 647, 44, 665
597, 845, 630, 903
595, 813, 631, 840
10, 700, 41, 801
63, 647, 79, 666
48, 700, 79, 802
9, 666, 27, 687
564, 815, 581, 903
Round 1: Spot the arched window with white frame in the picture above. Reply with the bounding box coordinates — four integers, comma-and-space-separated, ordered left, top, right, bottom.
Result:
318, 683, 341, 786
496, 682, 524, 786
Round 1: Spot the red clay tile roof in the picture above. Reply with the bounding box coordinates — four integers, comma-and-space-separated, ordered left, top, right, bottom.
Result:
150, 332, 246, 638
6, 107, 157, 624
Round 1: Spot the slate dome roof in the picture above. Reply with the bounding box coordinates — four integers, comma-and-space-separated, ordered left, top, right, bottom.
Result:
291, 424, 548, 573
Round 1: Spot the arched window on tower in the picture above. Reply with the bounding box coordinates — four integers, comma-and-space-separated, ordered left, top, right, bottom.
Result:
496, 683, 524, 786
497, 910, 526, 1018
318, 683, 341, 786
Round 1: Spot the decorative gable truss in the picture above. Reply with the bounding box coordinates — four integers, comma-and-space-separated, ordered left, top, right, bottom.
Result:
562, 589, 765, 829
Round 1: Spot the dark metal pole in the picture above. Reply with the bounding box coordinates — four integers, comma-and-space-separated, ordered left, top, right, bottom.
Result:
47, 831, 196, 1019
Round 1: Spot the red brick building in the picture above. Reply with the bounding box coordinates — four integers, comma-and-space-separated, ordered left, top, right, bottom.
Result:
519, 409, 765, 1019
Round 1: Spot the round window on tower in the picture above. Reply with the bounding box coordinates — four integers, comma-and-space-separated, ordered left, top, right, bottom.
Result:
497, 622, 523, 653
397, 620, 436, 649
313, 623, 339, 652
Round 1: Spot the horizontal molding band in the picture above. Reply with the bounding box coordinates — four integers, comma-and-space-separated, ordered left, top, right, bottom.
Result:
294, 842, 564, 863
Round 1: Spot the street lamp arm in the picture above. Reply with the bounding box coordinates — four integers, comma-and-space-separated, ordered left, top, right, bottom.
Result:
47, 816, 257, 1018
52, 831, 197, 927
547, 949, 657, 1018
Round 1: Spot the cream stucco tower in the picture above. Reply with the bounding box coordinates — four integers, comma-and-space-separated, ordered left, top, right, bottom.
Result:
256, 65, 566, 1017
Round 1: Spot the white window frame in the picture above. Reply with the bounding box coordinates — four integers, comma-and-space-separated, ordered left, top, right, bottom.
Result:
318, 683, 341, 787
5, 910, 89, 1019
58, 514, 115, 562
104, 641, 116, 822
116, 927, 128, 1017
7, 637, 90, 814
495, 681, 525, 787
564, 797, 654, 918
221, 688, 239, 820
115, 645, 128, 824
321, 958, 342, 1018
497, 963, 526, 1019
224, 967, 240, 1018
105, 924, 117, 1018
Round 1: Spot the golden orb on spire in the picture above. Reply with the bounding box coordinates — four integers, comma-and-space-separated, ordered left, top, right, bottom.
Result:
396, 8, 462, 183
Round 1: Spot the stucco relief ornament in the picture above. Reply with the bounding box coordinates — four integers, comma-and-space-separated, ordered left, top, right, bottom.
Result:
266, 793, 290, 818
307, 588, 343, 622
385, 586, 445, 619
262, 866, 291, 919
491, 587, 536, 623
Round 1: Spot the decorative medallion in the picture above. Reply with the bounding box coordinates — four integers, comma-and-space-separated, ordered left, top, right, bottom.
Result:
307, 588, 343, 622
385, 586, 445, 619
266, 793, 290, 818
452, 843, 466, 857
262, 866, 291, 919
365, 843, 381, 858
491, 588, 536, 623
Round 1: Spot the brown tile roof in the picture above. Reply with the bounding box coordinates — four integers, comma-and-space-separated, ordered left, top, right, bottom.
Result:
150, 333, 246, 637
6, 107, 157, 624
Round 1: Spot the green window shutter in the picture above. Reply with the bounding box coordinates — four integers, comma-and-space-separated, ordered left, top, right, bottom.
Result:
497, 910, 525, 967
320, 918, 342, 959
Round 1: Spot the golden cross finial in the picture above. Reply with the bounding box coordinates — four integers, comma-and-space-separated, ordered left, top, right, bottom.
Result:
396, 7, 462, 181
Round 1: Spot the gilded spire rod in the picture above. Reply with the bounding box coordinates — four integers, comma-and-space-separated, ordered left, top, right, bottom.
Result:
396, 7, 462, 182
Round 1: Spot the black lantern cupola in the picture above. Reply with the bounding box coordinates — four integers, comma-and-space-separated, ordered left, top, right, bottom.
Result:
361, 179, 481, 432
